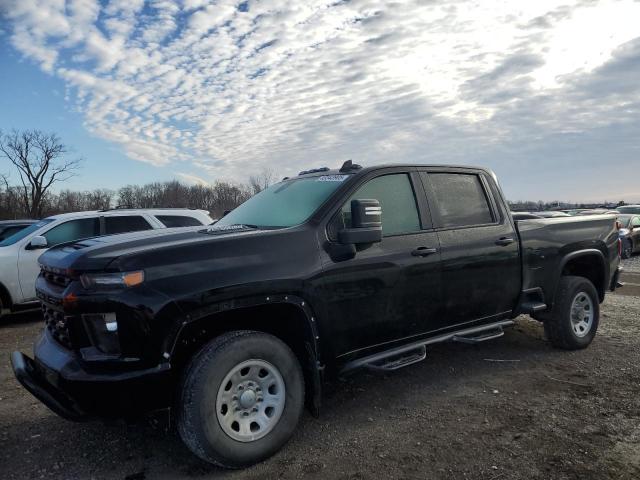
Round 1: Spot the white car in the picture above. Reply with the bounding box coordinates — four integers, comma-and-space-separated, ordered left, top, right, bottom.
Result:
0, 208, 212, 316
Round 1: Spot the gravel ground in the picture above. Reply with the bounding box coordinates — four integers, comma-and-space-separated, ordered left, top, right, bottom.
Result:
622, 254, 640, 274
1, 274, 639, 480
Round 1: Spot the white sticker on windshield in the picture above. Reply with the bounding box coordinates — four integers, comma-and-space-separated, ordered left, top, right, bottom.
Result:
317, 175, 349, 182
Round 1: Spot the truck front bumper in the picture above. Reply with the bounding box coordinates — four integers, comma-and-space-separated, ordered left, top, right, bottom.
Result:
11, 350, 87, 420
11, 329, 173, 421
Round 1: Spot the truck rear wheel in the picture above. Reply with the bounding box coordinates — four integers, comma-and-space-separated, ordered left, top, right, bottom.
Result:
543, 276, 599, 350
177, 330, 304, 468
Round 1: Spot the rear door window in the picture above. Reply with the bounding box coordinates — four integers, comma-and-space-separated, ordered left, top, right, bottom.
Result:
631, 217, 640, 228
104, 216, 153, 235
156, 215, 203, 228
43, 218, 100, 247
424, 173, 495, 228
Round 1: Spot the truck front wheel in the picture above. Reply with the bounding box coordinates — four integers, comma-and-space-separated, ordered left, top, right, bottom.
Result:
177, 330, 304, 468
543, 275, 599, 350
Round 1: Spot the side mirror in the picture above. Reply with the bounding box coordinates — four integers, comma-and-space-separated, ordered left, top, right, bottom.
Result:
28, 236, 48, 250
338, 199, 382, 245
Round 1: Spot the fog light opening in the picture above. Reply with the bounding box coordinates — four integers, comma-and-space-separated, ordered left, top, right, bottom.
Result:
81, 312, 120, 355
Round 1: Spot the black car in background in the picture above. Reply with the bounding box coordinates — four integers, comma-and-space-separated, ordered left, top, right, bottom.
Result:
618, 214, 640, 258
0, 220, 37, 242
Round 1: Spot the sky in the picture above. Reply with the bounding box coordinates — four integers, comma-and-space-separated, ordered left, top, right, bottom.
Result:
0, 0, 639, 203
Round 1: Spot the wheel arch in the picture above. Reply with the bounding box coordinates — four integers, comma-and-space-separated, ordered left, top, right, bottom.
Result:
169, 295, 323, 416
557, 249, 607, 303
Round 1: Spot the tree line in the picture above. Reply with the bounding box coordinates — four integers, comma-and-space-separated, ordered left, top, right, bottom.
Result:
508, 199, 626, 212
1, 181, 266, 220
1, 129, 629, 221
0, 129, 274, 220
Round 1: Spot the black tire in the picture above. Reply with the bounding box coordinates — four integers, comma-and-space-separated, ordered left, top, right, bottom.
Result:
621, 239, 632, 259
543, 276, 599, 350
177, 330, 304, 468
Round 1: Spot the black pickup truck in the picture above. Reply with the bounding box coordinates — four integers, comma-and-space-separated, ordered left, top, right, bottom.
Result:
12, 162, 622, 468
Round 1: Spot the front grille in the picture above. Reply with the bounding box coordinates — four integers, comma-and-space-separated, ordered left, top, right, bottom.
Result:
40, 268, 72, 288
43, 304, 73, 349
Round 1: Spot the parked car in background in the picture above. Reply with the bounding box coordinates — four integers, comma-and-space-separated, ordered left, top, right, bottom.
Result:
535, 211, 571, 218
618, 214, 640, 259
0, 220, 37, 242
511, 212, 543, 220
618, 205, 640, 215
12, 162, 622, 468
562, 209, 588, 216
0, 208, 212, 316
578, 209, 620, 216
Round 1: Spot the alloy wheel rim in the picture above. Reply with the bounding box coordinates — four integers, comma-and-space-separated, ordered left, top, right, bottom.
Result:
570, 291, 594, 338
216, 359, 286, 442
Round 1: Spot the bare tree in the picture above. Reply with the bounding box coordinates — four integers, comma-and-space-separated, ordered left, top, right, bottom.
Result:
0, 129, 82, 218
115, 180, 252, 218
249, 168, 275, 194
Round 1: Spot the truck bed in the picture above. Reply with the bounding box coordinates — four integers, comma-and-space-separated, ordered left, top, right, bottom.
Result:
515, 214, 619, 306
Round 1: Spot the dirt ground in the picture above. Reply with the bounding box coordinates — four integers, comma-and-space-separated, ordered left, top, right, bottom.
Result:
1, 264, 639, 479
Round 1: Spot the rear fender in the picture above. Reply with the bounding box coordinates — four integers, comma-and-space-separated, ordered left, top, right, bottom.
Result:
555, 249, 607, 302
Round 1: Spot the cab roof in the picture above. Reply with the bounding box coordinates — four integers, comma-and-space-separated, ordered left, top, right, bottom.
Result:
294, 161, 495, 179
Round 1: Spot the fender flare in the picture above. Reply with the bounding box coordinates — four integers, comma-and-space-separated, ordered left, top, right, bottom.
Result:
555, 248, 607, 297
169, 293, 323, 416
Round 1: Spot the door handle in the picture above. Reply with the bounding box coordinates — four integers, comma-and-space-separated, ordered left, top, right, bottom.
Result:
411, 247, 438, 257
495, 237, 515, 246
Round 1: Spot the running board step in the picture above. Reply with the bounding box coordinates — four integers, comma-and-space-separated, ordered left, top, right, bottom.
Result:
520, 301, 547, 314
452, 328, 504, 344
365, 345, 427, 371
339, 320, 515, 374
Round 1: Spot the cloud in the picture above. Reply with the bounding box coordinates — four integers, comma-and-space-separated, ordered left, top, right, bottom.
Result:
1, 0, 640, 201
175, 171, 210, 185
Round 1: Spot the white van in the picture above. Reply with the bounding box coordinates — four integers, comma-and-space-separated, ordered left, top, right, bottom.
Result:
0, 208, 212, 315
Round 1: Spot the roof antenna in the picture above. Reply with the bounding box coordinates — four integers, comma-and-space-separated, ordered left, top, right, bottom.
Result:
339, 159, 362, 172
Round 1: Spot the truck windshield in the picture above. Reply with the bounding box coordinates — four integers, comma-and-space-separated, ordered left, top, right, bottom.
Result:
215, 175, 350, 229
0, 219, 54, 247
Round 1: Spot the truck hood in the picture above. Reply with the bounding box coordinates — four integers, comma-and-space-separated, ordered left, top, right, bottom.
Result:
38, 225, 281, 272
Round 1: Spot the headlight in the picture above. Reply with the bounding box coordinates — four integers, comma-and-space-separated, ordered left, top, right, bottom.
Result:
80, 270, 144, 289
619, 228, 630, 236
